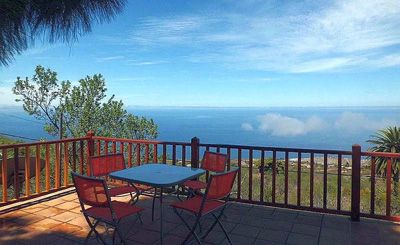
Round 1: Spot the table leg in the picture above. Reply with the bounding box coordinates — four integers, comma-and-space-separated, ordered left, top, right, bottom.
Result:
152, 187, 157, 221
160, 187, 163, 245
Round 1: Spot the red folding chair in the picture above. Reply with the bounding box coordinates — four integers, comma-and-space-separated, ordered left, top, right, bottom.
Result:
180, 151, 228, 198
72, 172, 144, 245
171, 168, 238, 245
90, 153, 152, 203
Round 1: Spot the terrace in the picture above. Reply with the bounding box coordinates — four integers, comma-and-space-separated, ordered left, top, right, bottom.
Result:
1, 132, 400, 244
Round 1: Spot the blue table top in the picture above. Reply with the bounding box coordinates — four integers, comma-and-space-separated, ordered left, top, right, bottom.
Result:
109, 163, 206, 187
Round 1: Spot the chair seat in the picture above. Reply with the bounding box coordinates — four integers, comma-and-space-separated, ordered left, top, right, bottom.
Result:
85, 201, 144, 222
182, 180, 207, 190
170, 196, 225, 215
108, 184, 152, 197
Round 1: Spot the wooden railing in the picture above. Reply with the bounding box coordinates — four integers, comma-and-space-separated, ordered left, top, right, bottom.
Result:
360, 150, 400, 221
197, 142, 354, 217
0, 136, 90, 206
1, 132, 400, 222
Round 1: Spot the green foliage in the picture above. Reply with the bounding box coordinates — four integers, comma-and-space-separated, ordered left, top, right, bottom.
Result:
253, 158, 285, 173
0, 135, 21, 146
13, 65, 158, 140
367, 126, 400, 178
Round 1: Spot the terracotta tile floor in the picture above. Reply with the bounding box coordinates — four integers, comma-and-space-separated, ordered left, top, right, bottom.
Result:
1, 189, 399, 245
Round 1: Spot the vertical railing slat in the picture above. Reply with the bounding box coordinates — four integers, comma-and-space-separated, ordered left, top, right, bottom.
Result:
45, 144, 50, 191
297, 152, 301, 206
64, 142, 69, 186
112, 141, 117, 154
72, 141, 77, 172
227, 148, 231, 170
249, 149, 253, 201
136, 143, 141, 165
97, 140, 101, 155
153, 144, 158, 163
260, 150, 265, 203
120, 142, 124, 155
25, 146, 30, 197
79, 141, 84, 175
284, 151, 289, 206
181, 145, 185, 166
145, 144, 149, 163
272, 150, 276, 204
162, 144, 167, 164
2, 149, 8, 202
310, 153, 314, 208
35, 145, 40, 194
55, 143, 60, 188
128, 143, 133, 167
370, 156, 376, 215
13, 147, 20, 200
104, 141, 109, 155
337, 154, 342, 211
323, 154, 328, 209
386, 158, 392, 216
237, 148, 242, 199
172, 144, 176, 165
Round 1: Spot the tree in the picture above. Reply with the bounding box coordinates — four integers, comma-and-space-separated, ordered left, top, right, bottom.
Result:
0, 0, 126, 66
367, 126, 400, 194
13, 65, 158, 140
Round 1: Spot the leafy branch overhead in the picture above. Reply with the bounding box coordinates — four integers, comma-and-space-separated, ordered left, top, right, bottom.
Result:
13, 65, 158, 140
0, 0, 126, 66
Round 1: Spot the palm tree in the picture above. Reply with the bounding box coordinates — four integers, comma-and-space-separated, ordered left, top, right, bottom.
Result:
367, 126, 400, 195
0, 0, 126, 66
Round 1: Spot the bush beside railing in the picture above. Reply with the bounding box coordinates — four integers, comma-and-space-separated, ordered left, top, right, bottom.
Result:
1, 132, 400, 222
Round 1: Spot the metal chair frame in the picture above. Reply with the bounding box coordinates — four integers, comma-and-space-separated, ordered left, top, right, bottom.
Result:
72, 172, 143, 245
172, 168, 238, 245
179, 151, 228, 199
89, 153, 153, 204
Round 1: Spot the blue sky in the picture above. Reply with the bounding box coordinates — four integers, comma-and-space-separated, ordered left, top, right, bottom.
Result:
0, 0, 399, 107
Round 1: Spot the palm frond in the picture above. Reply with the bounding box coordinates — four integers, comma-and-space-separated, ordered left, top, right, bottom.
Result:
0, 0, 126, 66
368, 126, 400, 177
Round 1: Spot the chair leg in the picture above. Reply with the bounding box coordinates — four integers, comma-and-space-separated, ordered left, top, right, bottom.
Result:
173, 207, 202, 245
114, 222, 128, 245
152, 187, 157, 221
214, 213, 232, 245
83, 218, 108, 245
201, 206, 230, 244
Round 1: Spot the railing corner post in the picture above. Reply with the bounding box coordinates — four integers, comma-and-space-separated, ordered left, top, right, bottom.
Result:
86, 131, 95, 175
190, 137, 200, 168
351, 144, 361, 221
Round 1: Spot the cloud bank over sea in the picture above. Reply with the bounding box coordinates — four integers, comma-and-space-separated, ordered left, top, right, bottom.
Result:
242, 111, 399, 137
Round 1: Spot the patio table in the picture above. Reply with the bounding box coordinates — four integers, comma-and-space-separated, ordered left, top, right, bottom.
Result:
109, 163, 206, 244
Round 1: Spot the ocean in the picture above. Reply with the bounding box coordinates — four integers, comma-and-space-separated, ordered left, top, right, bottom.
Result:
0, 106, 399, 152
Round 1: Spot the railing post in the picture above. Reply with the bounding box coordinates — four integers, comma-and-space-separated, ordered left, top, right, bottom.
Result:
351, 144, 361, 221
190, 137, 200, 168
86, 131, 95, 175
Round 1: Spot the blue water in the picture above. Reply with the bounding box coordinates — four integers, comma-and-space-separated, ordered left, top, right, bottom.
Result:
1, 106, 399, 151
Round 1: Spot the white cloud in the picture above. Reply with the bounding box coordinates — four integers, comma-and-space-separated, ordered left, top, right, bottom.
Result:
241, 123, 254, 131
0, 87, 17, 105
121, 0, 400, 73
96, 56, 125, 62
126, 60, 166, 66
334, 112, 397, 131
257, 113, 325, 136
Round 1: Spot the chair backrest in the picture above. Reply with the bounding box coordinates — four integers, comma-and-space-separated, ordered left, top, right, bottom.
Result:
201, 151, 228, 173
205, 168, 238, 201
90, 153, 126, 177
72, 172, 111, 208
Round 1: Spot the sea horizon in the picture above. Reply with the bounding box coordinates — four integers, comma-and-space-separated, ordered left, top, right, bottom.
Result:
1, 106, 399, 153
